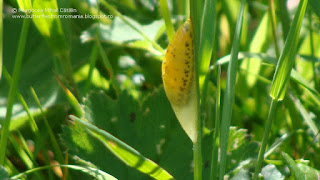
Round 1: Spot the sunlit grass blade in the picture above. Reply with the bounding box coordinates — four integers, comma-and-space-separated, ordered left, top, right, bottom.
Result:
0, 18, 30, 165
241, 13, 270, 87
270, 0, 309, 101
159, 0, 175, 42
69, 115, 175, 180
219, 0, 246, 179
11, 164, 118, 180
198, 0, 216, 90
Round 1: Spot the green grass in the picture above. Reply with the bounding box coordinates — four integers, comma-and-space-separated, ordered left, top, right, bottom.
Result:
1, 0, 320, 179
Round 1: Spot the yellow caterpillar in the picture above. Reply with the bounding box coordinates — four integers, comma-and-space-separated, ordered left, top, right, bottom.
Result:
162, 19, 197, 143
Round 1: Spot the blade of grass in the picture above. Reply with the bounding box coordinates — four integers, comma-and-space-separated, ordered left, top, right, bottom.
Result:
69, 115, 175, 180
240, 13, 270, 87
254, 0, 309, 178
2, 67, 40, 135
210, 65, 221, 180
30, 87, 65, 164
9, 134, 43, 179
253, 99, 278, 180
190, 0, 204, 179
270, 0, 309, 101
99, 0, 164, 54
219, 0, 246, 179
159, 0, 175, 42
55, 72, 83, 117
198, 0, 217, 90
0, 17, 30, 165
11, 164, 118, 180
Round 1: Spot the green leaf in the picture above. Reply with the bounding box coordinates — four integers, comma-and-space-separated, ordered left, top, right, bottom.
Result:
0, 166, 9, 180
261, 164, 284, 180
69, 115, 175, 180
270, 0, 308, 100
283, 152, 320, 180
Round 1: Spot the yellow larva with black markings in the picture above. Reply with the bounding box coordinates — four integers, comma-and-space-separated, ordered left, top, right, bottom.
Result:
162, 19, 198, 143
162, 19, 194, 106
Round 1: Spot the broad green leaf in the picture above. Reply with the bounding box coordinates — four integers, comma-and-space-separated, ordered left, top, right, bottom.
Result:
230, 169, 250, 180
70, 115, 175, 180
0, 166, 9, 180
241, 13, 270, 87
62, 89, 178, 179
81, 17, 164, 55
270, 0, 308, 100
32, 0, 69, 56
283, 152, 320, 180
261, 164, 284, 180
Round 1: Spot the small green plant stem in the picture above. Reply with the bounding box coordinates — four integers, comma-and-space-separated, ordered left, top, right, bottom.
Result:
0, 18, 30, 165
159, 0, 175, 42
193, 139, 202, 180
253, 99, 278, 180
210, 66, 221, 180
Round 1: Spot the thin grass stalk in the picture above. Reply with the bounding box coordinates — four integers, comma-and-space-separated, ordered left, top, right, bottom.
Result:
30, 87, 65, 164
2, 67, 40, 135
219, 0, 246, 179
210, 66, 221, 180
159, 0, 175, 42
268, 0, 280, 58
0, 18, 30, 164
253, 100, 278, 179
190, 1, 203, 179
